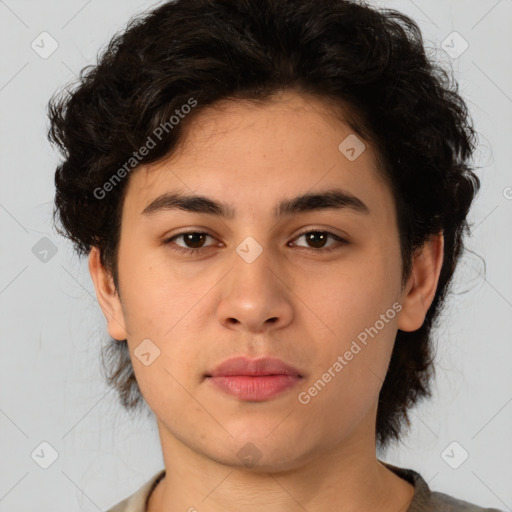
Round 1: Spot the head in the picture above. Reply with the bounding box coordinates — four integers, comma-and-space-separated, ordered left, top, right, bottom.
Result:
48, 0, 480, 457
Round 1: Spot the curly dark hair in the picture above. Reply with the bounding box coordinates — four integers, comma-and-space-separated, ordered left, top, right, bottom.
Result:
47, 0, 481, 451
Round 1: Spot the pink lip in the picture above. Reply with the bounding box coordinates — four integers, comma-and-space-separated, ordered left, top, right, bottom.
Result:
205, 356, 303, 401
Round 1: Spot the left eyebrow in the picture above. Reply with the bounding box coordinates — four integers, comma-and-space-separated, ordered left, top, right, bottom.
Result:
140, 187, 371, 218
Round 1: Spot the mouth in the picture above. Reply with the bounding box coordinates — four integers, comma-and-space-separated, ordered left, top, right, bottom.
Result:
205, 356, 303, 402
206, 374, 303, 401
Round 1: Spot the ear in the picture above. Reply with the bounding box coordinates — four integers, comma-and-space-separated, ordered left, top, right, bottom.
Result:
88, 246, 128, 341
397, 231, 444, 332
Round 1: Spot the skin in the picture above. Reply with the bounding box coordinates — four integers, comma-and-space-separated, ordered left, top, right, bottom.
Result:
89, 90, 444, 511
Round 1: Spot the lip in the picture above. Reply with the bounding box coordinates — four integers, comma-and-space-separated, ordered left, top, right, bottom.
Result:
205, 356, 303, 401
207, 356, 303, 378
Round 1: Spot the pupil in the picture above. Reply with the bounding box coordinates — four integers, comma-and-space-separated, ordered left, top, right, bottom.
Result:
186, 233, 205, 248
307, 232, 326, 248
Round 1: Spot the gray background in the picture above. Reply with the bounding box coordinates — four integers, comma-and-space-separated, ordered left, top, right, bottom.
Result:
0, 0, 511, 510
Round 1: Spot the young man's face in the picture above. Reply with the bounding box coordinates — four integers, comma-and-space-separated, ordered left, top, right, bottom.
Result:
90, 90, 442, 470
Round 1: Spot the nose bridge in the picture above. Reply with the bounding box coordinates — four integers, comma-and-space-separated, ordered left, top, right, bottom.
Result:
217, 234, 293, 330
230, 233, 279, 295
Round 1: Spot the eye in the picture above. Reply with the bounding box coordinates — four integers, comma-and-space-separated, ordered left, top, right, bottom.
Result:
164, 231, 218, 255
291, 230, 348, 252
163, 229, 349, 256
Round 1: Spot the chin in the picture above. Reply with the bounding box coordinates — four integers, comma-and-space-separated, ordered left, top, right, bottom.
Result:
201, 433, 316, 474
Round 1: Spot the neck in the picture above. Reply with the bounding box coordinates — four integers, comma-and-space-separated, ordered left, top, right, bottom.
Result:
147, 410, 414, 512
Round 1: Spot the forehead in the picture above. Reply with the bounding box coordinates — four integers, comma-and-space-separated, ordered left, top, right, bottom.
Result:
122, 90, 394, 224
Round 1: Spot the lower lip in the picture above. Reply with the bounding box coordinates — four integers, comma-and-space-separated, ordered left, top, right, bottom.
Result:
207, 375, 301, 401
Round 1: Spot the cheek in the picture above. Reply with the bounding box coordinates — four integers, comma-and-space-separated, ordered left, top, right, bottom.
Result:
309, 256, 399, 340
298, 252, 400, 396
126, 323, 202, 417
117, 241, 197, 332
116, 246, 208, 394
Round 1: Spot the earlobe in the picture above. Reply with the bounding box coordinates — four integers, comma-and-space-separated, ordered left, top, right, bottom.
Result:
88, 246, 128, 341
397, 232, 444, 332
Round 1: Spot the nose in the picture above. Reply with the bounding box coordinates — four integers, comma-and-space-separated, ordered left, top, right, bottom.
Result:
216, 244, 294, 333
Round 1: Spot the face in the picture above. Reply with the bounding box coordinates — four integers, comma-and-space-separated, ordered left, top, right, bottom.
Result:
90, 90, 443, 471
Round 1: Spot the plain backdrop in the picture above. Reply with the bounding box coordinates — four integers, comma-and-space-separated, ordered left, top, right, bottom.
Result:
0, 0, 511, 510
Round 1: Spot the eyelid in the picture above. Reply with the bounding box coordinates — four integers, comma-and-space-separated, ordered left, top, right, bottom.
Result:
164, 227, 349, 255
165, 231, 219, 252
290, 229, 348, 250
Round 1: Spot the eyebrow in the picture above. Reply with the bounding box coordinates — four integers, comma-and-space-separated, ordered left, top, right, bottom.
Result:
141, 187, 370, 218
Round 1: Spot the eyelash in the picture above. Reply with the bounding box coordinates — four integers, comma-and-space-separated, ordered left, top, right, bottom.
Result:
163, 230, 349, 256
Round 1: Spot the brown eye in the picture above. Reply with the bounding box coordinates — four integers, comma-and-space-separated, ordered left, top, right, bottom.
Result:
164, 231, 217, 254
292, 231, 348, 251
164, 229, 348, 256
178, 232, 210, 249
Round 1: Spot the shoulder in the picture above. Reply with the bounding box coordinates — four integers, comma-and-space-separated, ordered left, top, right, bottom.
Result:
425, 489, 504, 511
380, 460, 504, 512
105, 469, 166, 512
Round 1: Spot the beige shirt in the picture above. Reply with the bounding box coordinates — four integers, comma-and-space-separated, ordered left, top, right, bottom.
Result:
106, 461, 504, 512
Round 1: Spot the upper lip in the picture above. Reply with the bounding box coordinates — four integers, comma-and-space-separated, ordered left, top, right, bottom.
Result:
206, 356, 303, 378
